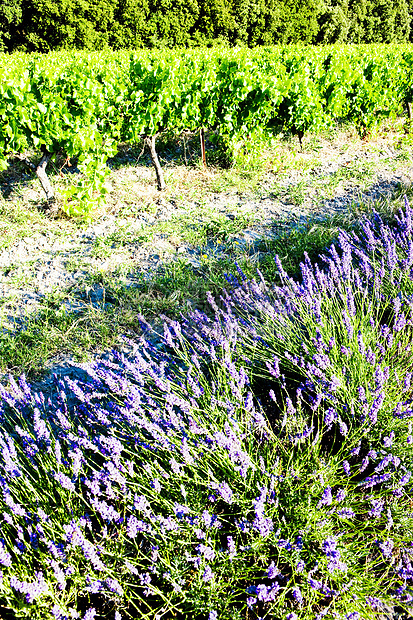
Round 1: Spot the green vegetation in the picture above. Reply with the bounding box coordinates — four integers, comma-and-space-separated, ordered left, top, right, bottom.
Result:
1, 45, 413, 219
0, 191, 403, 378
0, 193, 413, 619
0, 36, 413, 619
1, 0, 413, 50
1, 111, 411, 379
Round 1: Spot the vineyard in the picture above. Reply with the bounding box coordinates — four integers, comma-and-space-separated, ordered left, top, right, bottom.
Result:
1, 44, 413, 215
1, 45, 413, 620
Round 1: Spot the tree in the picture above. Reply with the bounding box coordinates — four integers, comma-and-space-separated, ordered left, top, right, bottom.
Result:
226, 0, 280, 45
110, 0, 149, 48
144, 0, 200, 47
275, 0, 323, 43
317, 0, 350, 43
393, 0, 410, 41
346, 0, 368, 42
362, 0, 409, 43
19, 0, 116, 52
192, 0, 235, 44
0, 0, 23, 51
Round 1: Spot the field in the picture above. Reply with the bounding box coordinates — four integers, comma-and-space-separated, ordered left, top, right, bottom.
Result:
0, 46, 413, 620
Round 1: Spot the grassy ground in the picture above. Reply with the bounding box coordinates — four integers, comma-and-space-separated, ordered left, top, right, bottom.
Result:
0, 120, 412, 379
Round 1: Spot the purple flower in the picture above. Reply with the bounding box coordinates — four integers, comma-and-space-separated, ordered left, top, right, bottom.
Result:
342, 461, 351, 476
227, 536, 236, 557
197, 544, 215, 561
255, 583, 280, 602
267, 561, 280, 579
52, 605, 67, 620
377, 539, 394, 558
83, 609, 96, 620
336, 488, 346, 502
383, 431, 395, 447
209, 612, 218, 620
150, 479, 161, 493
369, 392, 385, 424
323, 537, 338, 555
346, 289, 356, 316
253, 513, 273, 537
52, 472, 76, 492
134, 495, 150, 513
292, 586, 303, 604
211, 481, 233, 504
329, 375, 341, 391
324, 408, 336, 427
139, 572, 151, 596
202, 565, 214, 582
394, 312, 407, 332
357, 331, 365, 355
369, 499, 385, 518
50, 560, 66, 590
125, 561, 139, 575
308, 576, 322, 590
366, 596, 383, 610
359, 457, 369, 472
181, 438, 194, 465
106, 578, 123, 596
311, 393, 323, 411
86, 580, 104, 594
0, 542, 12, 567
266, 356, 280, 378
358, 472, 392, 489
33, 408, 50, 442
337, 508, 355, 519
318, 486, 332, 507
286, 614, 298, 620
10, 572, 48, 604
365, 347, 375, 365
160, 516, 179, 532
170, 458, 182, 475
323, 536, 347, 572
202, 510, 219, 528
338, 418, 348, 435
246, 596, 257, 608
342, 311, 353, 338
174, 503, 189, 519
127, 515, 139, 538
296, 559, 305, 572
90, 498, 121, 523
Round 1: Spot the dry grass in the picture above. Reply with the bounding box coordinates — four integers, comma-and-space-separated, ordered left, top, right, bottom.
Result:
0, 119, 411, 378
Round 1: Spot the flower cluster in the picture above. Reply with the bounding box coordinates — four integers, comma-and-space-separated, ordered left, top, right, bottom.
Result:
0, 200, 412, 618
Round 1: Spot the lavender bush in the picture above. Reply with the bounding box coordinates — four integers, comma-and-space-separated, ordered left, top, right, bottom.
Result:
0, 201, 413, 620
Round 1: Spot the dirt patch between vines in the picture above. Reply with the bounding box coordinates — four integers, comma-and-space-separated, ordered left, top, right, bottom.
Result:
0, 123, 412, 371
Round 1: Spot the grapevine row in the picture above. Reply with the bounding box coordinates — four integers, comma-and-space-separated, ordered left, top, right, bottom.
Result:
1, 45, 413, 215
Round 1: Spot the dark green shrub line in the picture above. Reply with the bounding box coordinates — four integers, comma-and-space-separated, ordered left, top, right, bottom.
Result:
1, 0, 412, 52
